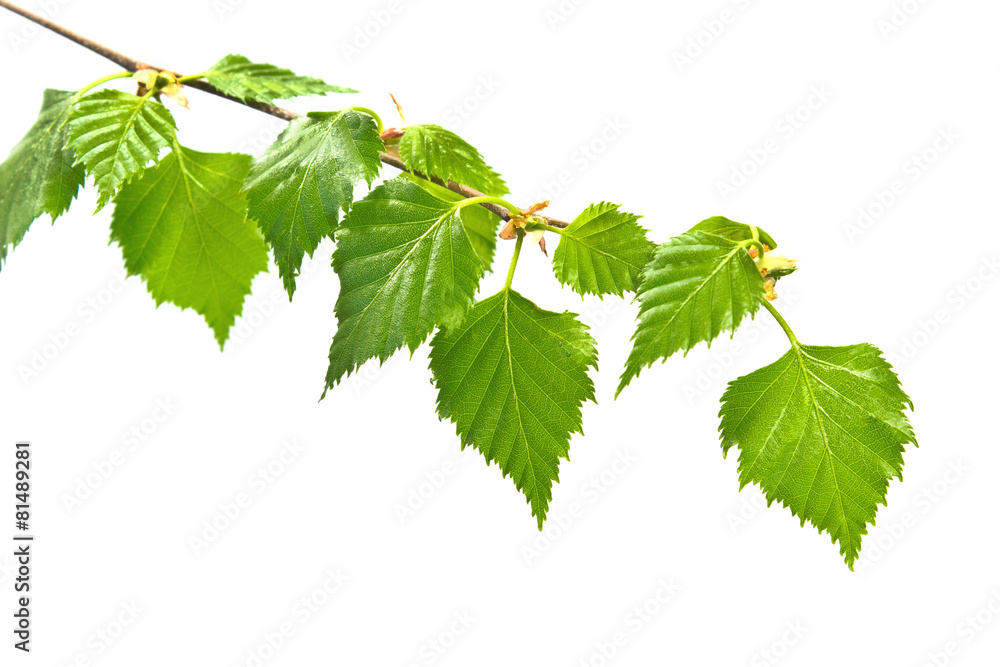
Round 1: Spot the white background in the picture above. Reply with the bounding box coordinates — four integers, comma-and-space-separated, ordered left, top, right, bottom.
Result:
1, 0, 999, 665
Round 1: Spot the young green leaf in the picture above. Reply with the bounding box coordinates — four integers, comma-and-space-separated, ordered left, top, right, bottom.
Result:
429, 289, 598, 527
551, 202, 654, 297
111, 143, 268, 347
689, 216, 778, 248
399, 124, 508, 196
66, 89, 177, 211
204, 54, 355, 104
617, 230, 765, 395
243, 110, 383, 297
0, 89, 85, 268
324, 176, 500, 390
719, 342, 916, 569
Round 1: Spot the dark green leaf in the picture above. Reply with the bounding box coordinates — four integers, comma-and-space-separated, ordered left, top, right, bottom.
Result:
243, 110, 383, 297
324, 176, 500, 390
0, 89, 85, 268
618, 230, 764, 395
399, 124, 507, 196
429, 288, 598, 527
551, 202, 654, 297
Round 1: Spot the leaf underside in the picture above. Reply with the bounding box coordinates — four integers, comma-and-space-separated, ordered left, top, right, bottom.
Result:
719, 343, 917, 568
243, 110, 383, 297
429, 288, 598, 527
204, 54, 355, 104
111, 143, 268, 346
689, 216, 778, 248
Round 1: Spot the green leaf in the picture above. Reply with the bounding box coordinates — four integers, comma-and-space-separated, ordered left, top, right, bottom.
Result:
618, 230, 765, 395
0, 89, 85, 268
243, 110, 383, 297
66, 89, 177, 211
719, 342, 917, 569
429, 289, 598, 527
399, 124, 507, 196
551, 202, 654, 297
689, 216, 778, 249
111, 143, 268, 347
204, 54, 355, 104
324, 176, 500, 390
397, 173, 498, 266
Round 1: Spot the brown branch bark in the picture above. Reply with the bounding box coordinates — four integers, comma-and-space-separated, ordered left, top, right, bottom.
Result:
0, 0, 569, 228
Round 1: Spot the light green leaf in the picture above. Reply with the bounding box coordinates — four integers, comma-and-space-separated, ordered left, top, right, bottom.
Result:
399, 124, 507, 196
243, 110, 383, 297
204, 54, 355, 104
429, 288, 598, 527
324, 176, 500, 390
66, 89, 177, 211
0, 89, 85, 268
719, 342, 917, 569
689, 216, 778, 249
618, 230, 765, 395
111, 143, 268, 347
551, 202, 654, 297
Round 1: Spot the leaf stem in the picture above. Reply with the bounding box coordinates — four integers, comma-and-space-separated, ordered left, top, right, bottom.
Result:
457, 196, 522, 218
740, 237, 765, 260
525, 220, 566, 236
504, 229, 525, 291
760, 298, 799, 346
176, 72, 206, 84
76, 71, 134, 96
348, 107, 384, 133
